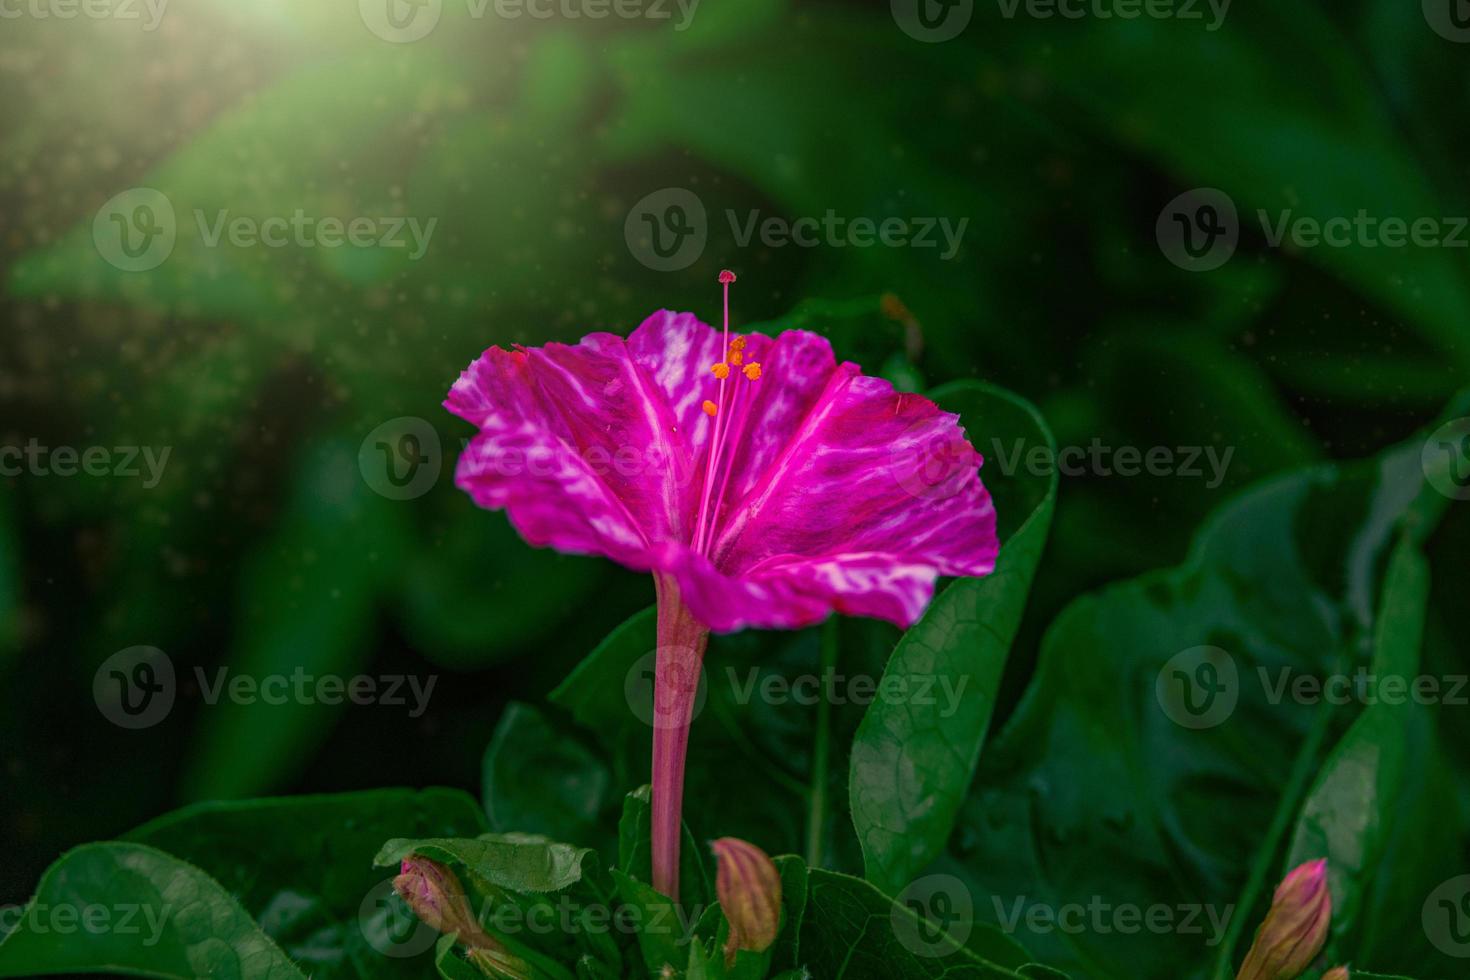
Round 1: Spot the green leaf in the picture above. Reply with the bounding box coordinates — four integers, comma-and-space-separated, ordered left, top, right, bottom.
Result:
616, 785, 711, 913
123, 788, 487, 978
608, 869, 691, 976
1285, 537, 1460, 975
851, 381, 1057, 895
0, 843, 307, 980
952, 413, 1452, 979
799, 868, 1037, 978
482, 702, 612, 850
769, 855, 810, 976
374, 835, 597, 896
550, 606, 656, 735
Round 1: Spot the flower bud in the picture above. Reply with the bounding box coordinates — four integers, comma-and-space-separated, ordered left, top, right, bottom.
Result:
1321, 968, 1349, 980
466, 946, 534, 980
711, 837, 782, 967
1236, 859, 1332, 980
393, 856, 493, 949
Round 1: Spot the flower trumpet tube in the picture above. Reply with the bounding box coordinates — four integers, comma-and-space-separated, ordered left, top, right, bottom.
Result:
1235, 859, 1333, 980
445, 272, 997, 899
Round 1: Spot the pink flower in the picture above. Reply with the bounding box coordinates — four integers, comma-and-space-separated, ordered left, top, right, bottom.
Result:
445, 273, 997, 898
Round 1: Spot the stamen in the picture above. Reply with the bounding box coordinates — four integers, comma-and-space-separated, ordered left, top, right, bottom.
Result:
743, 363, 762, 381
691, 270, 738, 552
728, 349, 744, 366
711, 363, 730, 380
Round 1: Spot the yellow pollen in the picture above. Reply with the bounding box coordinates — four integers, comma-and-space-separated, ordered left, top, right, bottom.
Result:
729, 349, 744, 366
731, 337, 747, 351
743, 362, 762, 381
711, 362, 730, 379
702, 400, 718, 416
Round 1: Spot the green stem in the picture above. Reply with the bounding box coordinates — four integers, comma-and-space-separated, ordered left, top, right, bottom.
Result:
1210, 696, 1338, 979
806, 618, 839, 868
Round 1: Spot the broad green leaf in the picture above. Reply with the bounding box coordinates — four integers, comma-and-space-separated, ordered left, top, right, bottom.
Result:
799, 868, 1037, 979
123, 788, 487, 979
482, 702, 612, 850
851, 381, 1057, 895
550, 606, 656, 738
769, 855, 809, 976
179, 439, 410, 800
609, 869, 690, 977
951, 409, 1458, 979
1285, 538, 1460, 976
374, 835, 597, 896
0, 843, 306, 980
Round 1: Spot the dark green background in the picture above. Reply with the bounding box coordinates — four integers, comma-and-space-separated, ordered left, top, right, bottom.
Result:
1, 1, 1468, 976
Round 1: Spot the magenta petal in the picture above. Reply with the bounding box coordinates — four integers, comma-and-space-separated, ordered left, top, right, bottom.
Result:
691, 369, 997, 629
445, 338, 698, 566
654, 542, 947, 631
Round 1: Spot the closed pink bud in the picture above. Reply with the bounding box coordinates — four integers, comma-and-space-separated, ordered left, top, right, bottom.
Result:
466, 946, 534, 980
1236, 859, 1332, 980
711, 837, 782, 967
1321, 968, 1349, 980
393, 856, 494, 950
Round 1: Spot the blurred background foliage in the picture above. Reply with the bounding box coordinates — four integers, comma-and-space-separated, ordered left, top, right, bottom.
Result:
2, 0, 1468, 962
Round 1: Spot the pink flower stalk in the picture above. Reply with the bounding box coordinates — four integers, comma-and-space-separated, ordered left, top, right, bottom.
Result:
445, 273, 997, 899
1236, 859, 1333, 980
